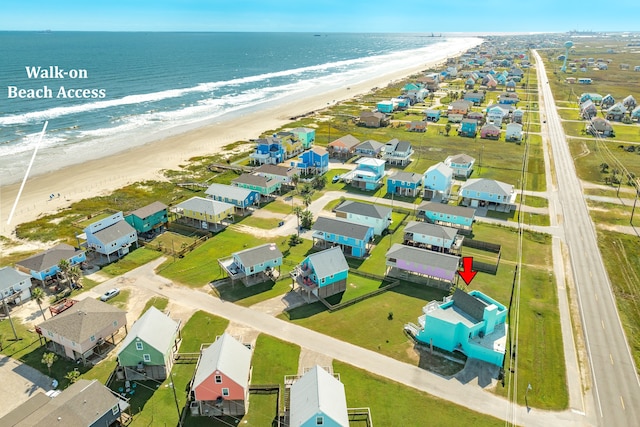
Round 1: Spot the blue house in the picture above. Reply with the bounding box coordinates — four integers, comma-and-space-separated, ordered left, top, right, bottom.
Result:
84, 212, 138, 263
249, 137, 285, 165
312, 216, 374, 258
232, 173, 281, 196
424, 109, 441, 122
15, 243, 86, 284
403, 220, 463, 254
219, 243, 283, 286
463, 91, 485, 105
423, 162, 453, 200
291, 127, 316, 149
290, 365, 349, 427
416, 201, 476, 233
486, 105, 506, 126
458, 119, 478, 137
0, 266, 34, 304
498, 92, 519, 105
292, 246, 349, 299
387, 171, 423, 197
355, 139, 385, 158
377, 100, 395, 113
205, 183, 260, 212
444, 153, 475, 179
292, 146, 329, 176
460, 178, 516, 211
334, 200, 392, 236
347, 158, 386, 191
407, 289, 508, 367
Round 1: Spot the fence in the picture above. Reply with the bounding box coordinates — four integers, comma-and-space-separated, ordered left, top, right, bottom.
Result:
319, 273, 400, 312
462, 238, 501, 275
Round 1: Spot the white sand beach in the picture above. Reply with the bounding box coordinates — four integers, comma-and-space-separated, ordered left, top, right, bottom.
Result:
0, 39, 480, 240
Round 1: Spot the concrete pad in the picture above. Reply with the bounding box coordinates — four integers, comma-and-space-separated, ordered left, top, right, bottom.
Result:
0, 356, 54, 417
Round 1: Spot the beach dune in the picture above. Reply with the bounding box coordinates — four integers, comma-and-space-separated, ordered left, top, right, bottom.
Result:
0, 39, 480, 239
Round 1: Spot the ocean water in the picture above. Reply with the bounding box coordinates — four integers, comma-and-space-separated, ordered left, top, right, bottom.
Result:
0, 32, 480, 184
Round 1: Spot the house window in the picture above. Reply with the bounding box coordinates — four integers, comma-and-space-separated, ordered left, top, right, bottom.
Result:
222, 388, 230, 397
321, 278, 325, 284
136, 342, 143, 351
215, 375, 222, 384
316, 416, 324, 425
113, 320, 118, 327
47, 331, 53, 338
90, 335, 96, 342
143, 354, 151, 362
111, 404, 119, 415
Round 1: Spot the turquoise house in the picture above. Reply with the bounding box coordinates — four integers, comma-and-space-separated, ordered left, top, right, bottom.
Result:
460, 178, 515, 211
387, 171, 423, 197
232, 173, 281, 196
416, 201, 476, 233
291, 127, 316, 149
458, 119, 478, 137
292, 246, 349, 299
15, 243, 86, 284
348, 158, 386, 191
407, 289, 508, 367
377, 100, 394, 113
311, 216, 374, 258
290, 365, 349, 427
334, 200, 392, 236
117, 306, 181, 380
125, 201, 168, 235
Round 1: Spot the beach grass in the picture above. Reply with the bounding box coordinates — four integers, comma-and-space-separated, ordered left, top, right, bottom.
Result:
98, 247, 162, 278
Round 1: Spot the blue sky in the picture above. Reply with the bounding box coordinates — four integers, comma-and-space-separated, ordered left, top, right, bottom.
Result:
1, 0, 638, 32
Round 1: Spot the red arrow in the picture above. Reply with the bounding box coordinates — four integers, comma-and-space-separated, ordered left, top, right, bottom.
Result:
459, 257, 477, 286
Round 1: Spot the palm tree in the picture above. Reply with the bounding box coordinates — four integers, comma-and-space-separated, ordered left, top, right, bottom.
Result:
41, 352, 57, 376
302, 193, 312, 208
68, 265, 82, 289
65, 369, 80, 384
293, 206, 303, 237
57, 259, 71, 291
444, 123, 452, 136
291, 174, 300, 194
31, 287, 46, 321
600, 162, 609, 173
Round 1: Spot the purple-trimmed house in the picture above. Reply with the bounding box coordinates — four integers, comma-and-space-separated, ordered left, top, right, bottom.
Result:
385, 243, 460, 290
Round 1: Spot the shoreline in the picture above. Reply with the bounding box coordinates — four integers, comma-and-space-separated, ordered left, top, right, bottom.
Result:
0, 39, 480, 239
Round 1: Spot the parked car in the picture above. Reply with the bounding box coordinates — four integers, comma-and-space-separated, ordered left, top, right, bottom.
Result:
100, 288, 120, 301
332, 174, 341, 183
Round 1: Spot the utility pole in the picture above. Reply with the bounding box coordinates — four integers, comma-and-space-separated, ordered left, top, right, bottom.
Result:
631, 188, 639, 225
1, 294, 18, 341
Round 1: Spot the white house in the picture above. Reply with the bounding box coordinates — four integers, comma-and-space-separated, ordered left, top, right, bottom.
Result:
444, 154, 475, 179
83, 212, 138, 262
505, 123, 523, 142
423, 162, 453, 200
0, 266, 33, 305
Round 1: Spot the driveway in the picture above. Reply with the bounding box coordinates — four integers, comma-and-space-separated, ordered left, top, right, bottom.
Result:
0, 355, 53, 417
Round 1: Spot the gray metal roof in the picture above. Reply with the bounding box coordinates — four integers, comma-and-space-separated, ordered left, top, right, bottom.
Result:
404, 220, 458, 241
445, 153, 475, 165
290, 365, 349, 427
175, 196, 235, 216
253, 164, 295, 177
312, 216, 374, 240
0, 266, 31, 290
334, 200, 391, 220
232, 173, 271, 187
128, 201, 167, 220
92, 220, 136, 244
461, 178, 513, 198
329, 134, 360, 149
388, 171, 423, 183
307, 246, 349, 280
385, 243, 460, 274
205, 183, 255, 200
234, 243, 283, 268
418, 202, 476, 218
118, 306, 179, 357
193, 333, 252, 394
0, 379, 121, 427
396, 140, 412, 153
356, 139, 384, 152
15, 243, 85, 273
38, 297, 126, 344
426, 162, 453, 178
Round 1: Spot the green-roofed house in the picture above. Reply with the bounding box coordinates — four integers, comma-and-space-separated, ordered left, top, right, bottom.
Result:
117, 306, 181, 381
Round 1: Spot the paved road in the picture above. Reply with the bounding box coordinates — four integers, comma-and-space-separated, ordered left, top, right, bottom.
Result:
534, 50, 640, 426
0, 356, 53, 417
90, 258, 583, 427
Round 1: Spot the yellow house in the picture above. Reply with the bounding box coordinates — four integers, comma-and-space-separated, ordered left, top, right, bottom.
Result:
172, 196, 235, 231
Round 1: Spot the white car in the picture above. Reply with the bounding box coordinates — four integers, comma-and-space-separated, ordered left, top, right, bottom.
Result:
100, 288, 120, 301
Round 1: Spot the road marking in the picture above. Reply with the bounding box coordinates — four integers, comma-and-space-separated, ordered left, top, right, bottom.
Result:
610, 353, 614, 365
620, 395, 625, 410
595, 293, 598, 302
589, 270, 592, 278
601, 320, 605, 330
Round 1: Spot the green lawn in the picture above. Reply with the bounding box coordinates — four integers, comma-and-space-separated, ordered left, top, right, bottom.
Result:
99, 248, 162, 277
148, 230, 199, 251
104, 288, 131, 310
516, 194, 549, 208
141, 296, 170, 314
213, 278, 293, 307
261, 199, 295, 214
335, 361, 505, 427
587, 200, 640, 227
237, 215, 283, 230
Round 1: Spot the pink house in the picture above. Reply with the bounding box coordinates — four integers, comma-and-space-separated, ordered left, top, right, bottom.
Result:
192, 333, 252, 417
